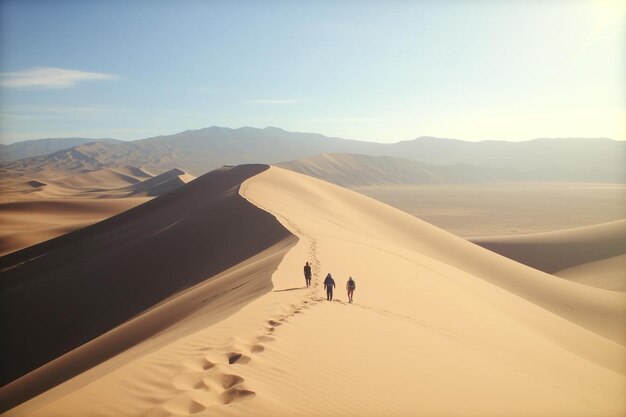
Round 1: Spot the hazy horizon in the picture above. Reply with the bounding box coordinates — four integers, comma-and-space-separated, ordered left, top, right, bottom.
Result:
1, 1, 624, 144
1, 124, 623, 147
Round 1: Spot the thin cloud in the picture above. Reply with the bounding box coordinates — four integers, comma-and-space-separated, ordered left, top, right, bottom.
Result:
0, 67, 119, 88
246, 98, 311, 105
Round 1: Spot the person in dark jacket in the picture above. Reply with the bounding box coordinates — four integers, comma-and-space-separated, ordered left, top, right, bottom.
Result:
304, 262, 312, 287
323, 273, 336, 301
346, 276, 356, 303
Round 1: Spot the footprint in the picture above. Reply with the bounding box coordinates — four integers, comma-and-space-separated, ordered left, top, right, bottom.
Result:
227, 352, 251, 364
220, 388, 256, 405
221, 374, 245, 390
172, 373, 207, 391
268, 320, 282, 327
183, 357, 215, 371
163, 393, 208, 415
256, 335, 275, 343
249, 344, 265, 353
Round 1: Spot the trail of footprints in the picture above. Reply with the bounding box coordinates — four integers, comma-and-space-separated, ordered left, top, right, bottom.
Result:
164, 349, 256, 415
164, 306, 314, 415
161, 238, 322, 415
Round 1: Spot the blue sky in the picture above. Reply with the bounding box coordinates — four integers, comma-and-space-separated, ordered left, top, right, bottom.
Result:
0, 0, 624, 144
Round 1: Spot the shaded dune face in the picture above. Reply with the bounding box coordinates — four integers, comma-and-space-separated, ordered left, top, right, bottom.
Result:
0, 165, 291, 389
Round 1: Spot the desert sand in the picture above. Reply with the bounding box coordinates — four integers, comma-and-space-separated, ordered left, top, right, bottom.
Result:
472, 220, 626, 292
0, 167, 195, 256
356, 183, 626, 237
556, 255, 626, 292
3, 165, 625, 416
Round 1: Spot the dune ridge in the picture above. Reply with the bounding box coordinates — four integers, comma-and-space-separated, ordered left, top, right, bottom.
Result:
0, 165, 293, 411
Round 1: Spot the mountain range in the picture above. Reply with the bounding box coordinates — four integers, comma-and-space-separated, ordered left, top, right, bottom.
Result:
1, 126, 624, 183
0, 138, 119, 163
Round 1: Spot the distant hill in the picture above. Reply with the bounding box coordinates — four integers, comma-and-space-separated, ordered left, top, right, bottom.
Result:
0, 127, 370, 177
0, 138, 119, 163
276, 153, 517, 187
1, 127, 624, 182
375, 137, 626, 182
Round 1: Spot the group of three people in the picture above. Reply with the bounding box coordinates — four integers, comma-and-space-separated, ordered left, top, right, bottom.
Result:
303, 262, 356, 303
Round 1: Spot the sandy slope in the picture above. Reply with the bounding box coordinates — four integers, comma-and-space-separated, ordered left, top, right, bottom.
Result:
0, 165, 292, 412
0, 167, 151, 255
0, 167, 194, 256
471, 220, 626, 291
556, 255, 626, 292
0, 199, 148, 256
4, 166, 626, 416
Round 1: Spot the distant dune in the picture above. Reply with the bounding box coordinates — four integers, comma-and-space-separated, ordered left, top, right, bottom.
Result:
0, 166, 197, 256
123, 168, 196, 197
50, 168, 143, 189
556, 255, 626, 292
0, 165, 293, 412
0, 199, 148, 256
4, 165, 624, 417
471, 220, 626, 291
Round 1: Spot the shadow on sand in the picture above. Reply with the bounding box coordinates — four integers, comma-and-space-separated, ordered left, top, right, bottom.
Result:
273, 286, 307, 293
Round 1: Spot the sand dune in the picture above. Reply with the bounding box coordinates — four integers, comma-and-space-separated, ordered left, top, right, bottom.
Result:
5, 165, 624, 417
556, 255, 626, 292
471, 220, 626, 292
471, 220, 626, 282
0, 165, 292, 411
122, 168, 196, 197
0, 179, 68, 201
105, 165, 153, 179
0, 166, 157, 256
0, 199, 149, 256
50, 168, 145, 190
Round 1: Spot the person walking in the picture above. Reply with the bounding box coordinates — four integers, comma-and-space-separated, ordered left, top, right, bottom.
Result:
323, 273, 336, 301
346, 276, 356, 303
304, 262, 312, 288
